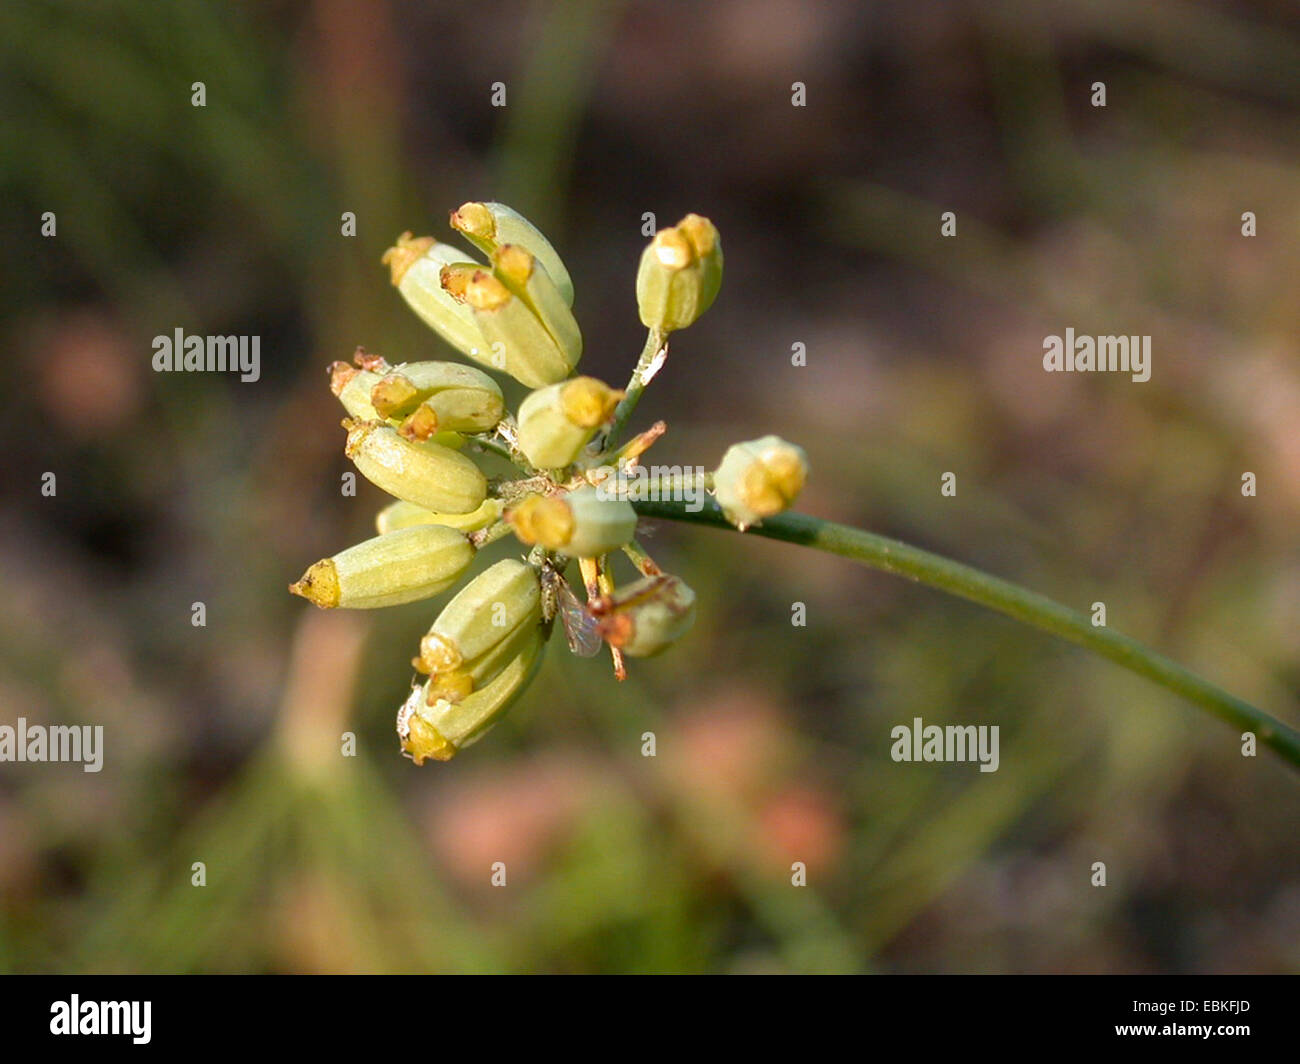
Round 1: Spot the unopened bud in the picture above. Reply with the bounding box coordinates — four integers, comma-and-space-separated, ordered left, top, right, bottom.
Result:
381, 234, 485, 359
369, 360, 505, 436
416, 559, 543, 703
374, 498, 502, 535
404, 390, 499, 440
635, 213, 723, 332
456, 269, 579, 389
329, 361, 383, 421
345, 419, 487, 514
593, 574, 696, 657
507, 486, 637, 558
516, 376, 622, 469
491, 244, 582, 371
713, 435, 808, 531
289, 524, 474, 609
329, 357, 466, 448
397, 627, 545, 763
449, 201, 574, 306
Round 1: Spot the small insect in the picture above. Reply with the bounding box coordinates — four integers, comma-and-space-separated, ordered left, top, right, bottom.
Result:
395, 682, 423, 744
539, 560, 604, 658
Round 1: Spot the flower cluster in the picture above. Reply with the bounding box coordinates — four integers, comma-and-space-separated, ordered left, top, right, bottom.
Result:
290, 202, 808, 763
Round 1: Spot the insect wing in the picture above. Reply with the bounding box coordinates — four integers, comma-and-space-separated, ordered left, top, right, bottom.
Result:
556, 577, 604, 657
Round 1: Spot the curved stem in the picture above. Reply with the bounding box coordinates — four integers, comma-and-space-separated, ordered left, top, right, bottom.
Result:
631, 497, 1300, 773
605, 327, 666, 450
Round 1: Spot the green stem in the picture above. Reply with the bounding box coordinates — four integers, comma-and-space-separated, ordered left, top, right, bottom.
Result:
631, 497, 1300, 773
468, 519, 514, 550
605, 327, 666, 450
621, 538, 661, 576
644, 470, 713, 496
470, 435, 515, 462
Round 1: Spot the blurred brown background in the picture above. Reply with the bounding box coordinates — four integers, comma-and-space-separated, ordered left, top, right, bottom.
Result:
0, 0, 1298, 973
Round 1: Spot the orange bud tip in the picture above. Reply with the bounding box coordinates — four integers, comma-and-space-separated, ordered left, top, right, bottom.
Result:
381, 232, 435, 286
288, 560, 340, 609
494, 243, 534, 285
464, 270, 512, 311
439, 263, 475, 302
678, 213, 718, 257
328, 361, 358, 397
370, 373, 419, 419
449, 202, 494, 240
353, 346, 388, 372
597, 613, 635, 646
399, 404, 439, 441
652, 229, 694, 269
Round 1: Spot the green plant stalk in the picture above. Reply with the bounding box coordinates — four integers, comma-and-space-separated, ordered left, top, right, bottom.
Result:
631, 496, 1300, 773
470, 434, 517, 463
605, 327, 665, 449
468, 519, 515, 550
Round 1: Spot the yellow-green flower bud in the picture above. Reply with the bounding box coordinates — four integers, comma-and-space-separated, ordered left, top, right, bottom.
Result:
491, 244, 582, 369
345, 419, 487, 514
713, 435, 808, 531
508, 486, 637, 558
381, 233, 485, 359
289, 524, 474, 609
370, 360, 499, 418
449, 201, 575, 306
416, 558, 543, 703
635, 214, 723, 332
516, 376, 623, 469
593, 574, 697, 658
402, 390, 501, 441
397, 627, 545, 763
369, 360, 505, 437
375, 498, 502, 535
330, 360, 467, 448
454, 268, 579, 389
